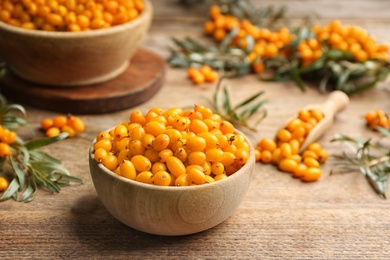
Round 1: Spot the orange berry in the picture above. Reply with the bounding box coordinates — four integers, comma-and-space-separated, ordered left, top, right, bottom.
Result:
41, 118, 53, 130
52, 115, 68, 128
0, 176, 9, 191
46, 127, 61, 137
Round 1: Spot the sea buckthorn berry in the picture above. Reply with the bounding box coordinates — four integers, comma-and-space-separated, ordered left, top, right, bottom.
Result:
201, 161, 212, 175
293, 163, 307, 178
130, 110, 146, 125
205, 148, 224, 163
276, 129, 292, 142
61, 125, 76, 137
94, 147, 108, 162
303, 157, 320, 168
187, 167, 206, 185
279, 142, 293, 158
114, 124, 128, 139
153, 171, 172, 186
129, 140, 145, 156
278, 158, 298, 173
166, 156, 186, 177
260, 150, 273, 164
67, 116, 85, 132
188, 151, 207, 165
255, 149, 262, 162
120, 160, 136, 180
136, 171, 154, 184
211, 162, 225, 175
151, 161, 167, 175
258, 137, 277, 152
144, 121, 166, 137
41, 118, 53, 130
175, 173, 191, 186
0, 143, 11, 157
174, 147, 188, 162
234, 148, 249, 164
131, 155, 151, 172
289, 139, 300, 154
102, 154, 118, 171
46, 127, 61, 137
152, 133, 170, 151
144, 149, 159, 163
317, 149, 329, 163
93, 139, 112, 152
186, 136, 206, 152
189, 119, 209, 134
197, 132, 219, 149
0, 176, 9, 192
1, 130, 16, 144
53, 115, 68, 128
301, 167, 322, 182
158, 149, 173, 163
129, 124, 145, 140
290, 154, 302, 164
220, 121, 234, 134
96, 131, 111, 141
302, 150, 319, 160
214, 173, 228, 181
220, 151, 236, 166
141, 133, 155, 149
205, 175, 215, 183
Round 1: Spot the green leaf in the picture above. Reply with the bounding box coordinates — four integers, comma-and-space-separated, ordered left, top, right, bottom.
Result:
0, 178, 20, 201
20, 178, 37, 202
25, 132, 69, 151
10, 155, 25, 191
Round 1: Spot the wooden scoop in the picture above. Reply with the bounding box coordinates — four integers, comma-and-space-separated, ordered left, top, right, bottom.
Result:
294, 90, 350, 153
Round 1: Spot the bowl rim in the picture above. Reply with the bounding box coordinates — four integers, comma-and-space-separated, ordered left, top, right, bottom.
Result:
89, 128, 255, 191
0, 0, 152, 39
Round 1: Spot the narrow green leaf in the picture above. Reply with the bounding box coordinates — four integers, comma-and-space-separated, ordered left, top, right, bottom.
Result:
0, 178, 19, 201
25, 132, 69, 151
10, 156, 25, 191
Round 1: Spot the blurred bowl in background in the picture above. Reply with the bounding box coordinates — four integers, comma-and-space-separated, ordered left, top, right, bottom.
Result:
0, 0, 153, 87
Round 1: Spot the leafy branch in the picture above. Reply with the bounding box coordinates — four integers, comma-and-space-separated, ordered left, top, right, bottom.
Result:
330, 127, 390, 198
209, 77, 267, 131
0, 95, 82, 203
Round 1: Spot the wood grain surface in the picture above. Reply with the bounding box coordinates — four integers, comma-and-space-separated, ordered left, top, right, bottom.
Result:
1, 0, 390, 259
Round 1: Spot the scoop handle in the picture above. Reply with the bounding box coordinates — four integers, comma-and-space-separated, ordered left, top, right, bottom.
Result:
321, 90, 350, 116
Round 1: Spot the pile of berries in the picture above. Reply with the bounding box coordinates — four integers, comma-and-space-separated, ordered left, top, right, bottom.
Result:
312, 20, 389, 62
0, 125, 16, 158
365, 109, 389, 130
0, 0, 145, 32
255, 108, 328, 182
93, 105, 251, 186
187, 65, 219, 85
41, 115, 85, 138
0, 125, 17, 192
203, 5, 295, 74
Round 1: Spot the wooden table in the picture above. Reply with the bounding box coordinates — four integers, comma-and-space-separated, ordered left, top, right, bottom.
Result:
1, 0, 390, 259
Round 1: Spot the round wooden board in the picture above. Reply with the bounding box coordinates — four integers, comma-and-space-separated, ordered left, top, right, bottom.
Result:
0, 48, 165, 114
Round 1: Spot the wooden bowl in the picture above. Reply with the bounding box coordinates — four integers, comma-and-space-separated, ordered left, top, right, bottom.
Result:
88, 130, 255, 236
0, 0, 153, 87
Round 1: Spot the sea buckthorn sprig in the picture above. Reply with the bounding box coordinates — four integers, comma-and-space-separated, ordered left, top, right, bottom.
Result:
365, 109, 390, 130
209, 78, 267, 131
0, 0, 145, 32
0, 95, 82, 203
168, 1, 390, 95
93, 105, 252, 186
331, 127, 390, 198
255, 108, 328, 182
41, 114, 85, 138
